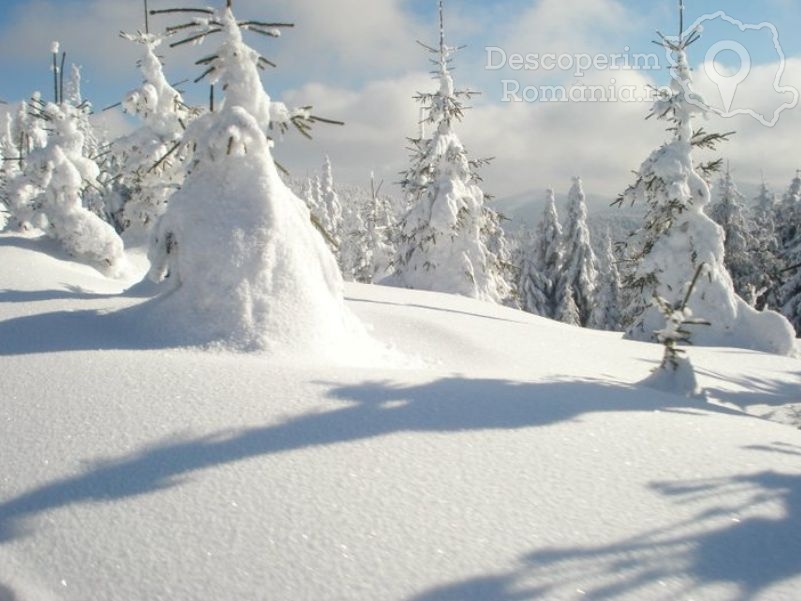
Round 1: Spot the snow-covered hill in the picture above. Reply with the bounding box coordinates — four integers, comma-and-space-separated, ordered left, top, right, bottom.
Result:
1, 233, 800, 601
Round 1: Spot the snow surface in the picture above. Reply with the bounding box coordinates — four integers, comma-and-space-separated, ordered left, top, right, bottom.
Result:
1, 234, 801, 601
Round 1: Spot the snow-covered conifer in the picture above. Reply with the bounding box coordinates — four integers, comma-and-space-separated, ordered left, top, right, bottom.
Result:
144, 2, 366, 354
388, 0, 510, 303
6, 101, 125, 273
557, 282, 581, 326
320, 156, 343, 245
708, 165, 760, 304
560, 177, 599, 326
778, 172, 801, 249
616, 6, 795, 355
519, 189, 563, 318
641, 265, 709, 397
0, 113, 20, 217
591, 230, 622, 331
116, 31, 194, 232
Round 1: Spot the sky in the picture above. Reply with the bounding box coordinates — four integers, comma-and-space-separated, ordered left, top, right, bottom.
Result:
1, 0, 800, 205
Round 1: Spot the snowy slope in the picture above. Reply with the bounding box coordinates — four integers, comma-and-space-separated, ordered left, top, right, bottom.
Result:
1, 233, 800, 601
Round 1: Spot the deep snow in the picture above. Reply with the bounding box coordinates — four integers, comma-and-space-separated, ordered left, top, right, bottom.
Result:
1, 233, 800, 601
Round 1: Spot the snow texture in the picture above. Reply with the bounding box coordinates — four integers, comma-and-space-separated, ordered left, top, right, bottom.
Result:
1, 233, 801, 601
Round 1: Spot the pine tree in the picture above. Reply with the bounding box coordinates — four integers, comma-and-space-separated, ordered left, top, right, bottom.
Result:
144, 1, 361, 352
592, 230, 622, 330
389, 0, 510, 303
560, 176, 599, 326
708, 164, 760, 305
615, 3, 794, 355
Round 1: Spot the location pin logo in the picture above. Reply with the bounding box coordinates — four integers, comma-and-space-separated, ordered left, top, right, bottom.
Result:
704, 40, 751, 113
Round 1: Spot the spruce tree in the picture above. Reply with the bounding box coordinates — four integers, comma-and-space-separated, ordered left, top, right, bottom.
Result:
781, 242, 801, 334
6, 100, 125, 273
389, 0, 510, 303
115, 29, 195, 232
778, 171, 801, 249
560, 176, 599, 326
615, 2, 794, 355
320, 156, 344, 247
708, 165, 760, 305
518, 190, 563, 318
144, 1, 362, 352
750, 179, 784, 310
592, 230, 623, 330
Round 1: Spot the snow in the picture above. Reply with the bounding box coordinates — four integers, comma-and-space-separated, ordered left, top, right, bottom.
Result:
139, 6, 374, 361
1, 234, 801, 601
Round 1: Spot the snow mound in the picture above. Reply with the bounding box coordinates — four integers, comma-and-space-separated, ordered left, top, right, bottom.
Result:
142, 108, 381, 363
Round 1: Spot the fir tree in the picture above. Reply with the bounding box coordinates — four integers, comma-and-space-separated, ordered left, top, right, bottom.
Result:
560, 176, 599, 326
615, 2, 794, 355
389, 0, 510, 303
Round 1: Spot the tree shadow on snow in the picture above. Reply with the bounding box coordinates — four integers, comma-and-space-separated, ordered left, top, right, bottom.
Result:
696, 367, 801, 410
410, 444, 801, 600
0, 376, 738, 543
346, 296, 533, 325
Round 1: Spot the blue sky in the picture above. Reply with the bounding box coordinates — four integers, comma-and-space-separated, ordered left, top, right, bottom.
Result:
2, 0, 800, 108
0, 0, 799, 199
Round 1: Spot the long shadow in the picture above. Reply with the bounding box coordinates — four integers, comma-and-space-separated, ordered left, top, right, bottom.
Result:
0, 287, 118, 304
346, 296, 533, 325
410, 442, 801, 600
0, 376, 724, 542
697, 368, 801, 410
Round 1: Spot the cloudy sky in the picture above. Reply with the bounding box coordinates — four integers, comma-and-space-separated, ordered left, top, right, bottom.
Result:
1, 0, 800, 205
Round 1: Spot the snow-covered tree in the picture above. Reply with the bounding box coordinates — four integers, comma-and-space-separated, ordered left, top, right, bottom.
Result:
388, 0, 510, 304
641, 264, 709, 397
616, 7, 795, 356
708, 165, 760, 304
592, 230, 622, 331
115, 31, 194, 232
519, 189, 563, 318
749, 179, 784, 310
321, 156, 343, 239
778, 171, 801, 249
145, 2, 365, 353
6, 101, 125, 273
560, 177, 599, 326
364, 174, 395, 282
0, 113, 20, 225
557, 282, 580, 326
